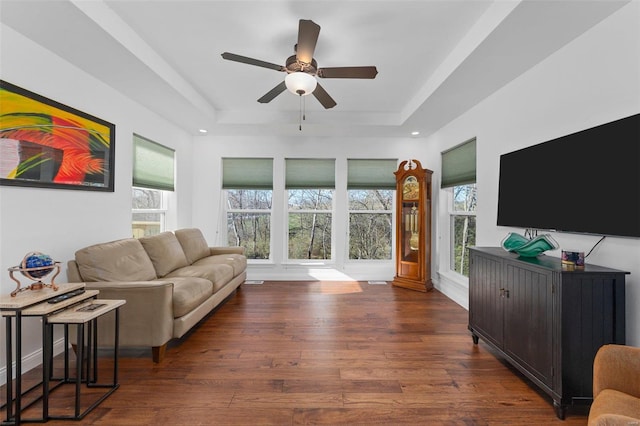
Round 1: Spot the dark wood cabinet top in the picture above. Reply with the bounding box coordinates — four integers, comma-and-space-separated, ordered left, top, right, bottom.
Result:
470, 246, 629, 275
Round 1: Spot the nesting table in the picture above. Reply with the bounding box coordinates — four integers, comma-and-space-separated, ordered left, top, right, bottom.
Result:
0, 284, 125, 424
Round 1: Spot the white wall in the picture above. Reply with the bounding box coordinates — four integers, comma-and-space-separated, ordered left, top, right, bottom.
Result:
0, 26, 194, 383
429, 2, 640, 345
191, 135, 427, 281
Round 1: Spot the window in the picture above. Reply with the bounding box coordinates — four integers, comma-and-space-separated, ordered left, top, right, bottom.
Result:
223, 158, 274, 260
442, 138, 476, 277
132, 187, 166, 238
286, 159, 335, 260
450, 184, 476, 275
132, 134, 175, 237
347, 159, 396, 260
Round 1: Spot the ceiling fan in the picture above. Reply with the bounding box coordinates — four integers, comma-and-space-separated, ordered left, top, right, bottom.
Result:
221, 19, 378, 109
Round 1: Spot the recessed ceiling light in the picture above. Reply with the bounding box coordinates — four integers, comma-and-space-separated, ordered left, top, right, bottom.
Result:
198, 129, 208, 134
411, 131, 420, 136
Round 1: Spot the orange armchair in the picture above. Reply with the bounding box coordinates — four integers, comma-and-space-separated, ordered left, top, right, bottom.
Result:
588, 344, 640, 425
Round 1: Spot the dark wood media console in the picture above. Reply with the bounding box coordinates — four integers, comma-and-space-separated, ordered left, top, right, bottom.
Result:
468, 247, 627, 419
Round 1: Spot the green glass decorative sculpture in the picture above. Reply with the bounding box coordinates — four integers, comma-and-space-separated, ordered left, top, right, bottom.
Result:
501, 232, 559, 257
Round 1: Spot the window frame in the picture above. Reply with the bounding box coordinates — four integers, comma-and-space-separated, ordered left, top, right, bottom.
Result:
131, 186, 168, 238
286, 188, 334, 263
447, 183, 477, 278
225, 189, 273, 262
347, 189, 395, 261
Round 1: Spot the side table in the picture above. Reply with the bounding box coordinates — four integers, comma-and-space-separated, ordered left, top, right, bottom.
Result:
45, 299, 125, 421
0, 283, 92, 425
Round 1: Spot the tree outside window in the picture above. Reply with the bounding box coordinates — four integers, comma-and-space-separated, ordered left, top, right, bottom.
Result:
227, 189, 272, 259
451, 184, 476, 276
348, 189, 393, 259
288, 189, 332, 260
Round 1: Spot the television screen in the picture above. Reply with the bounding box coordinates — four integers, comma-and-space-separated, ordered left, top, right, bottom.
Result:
497, 113, 640, 238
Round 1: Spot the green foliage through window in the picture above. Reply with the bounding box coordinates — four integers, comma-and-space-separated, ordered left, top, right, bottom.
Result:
348, 189, 393, 260
451, 184, 477, 276
288, 189, 332, 260
226, 190, 272, 259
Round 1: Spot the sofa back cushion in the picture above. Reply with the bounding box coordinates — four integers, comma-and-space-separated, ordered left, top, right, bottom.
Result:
174, 228, 210, 264
139, 232, 190, 277
75, 238, 157, 282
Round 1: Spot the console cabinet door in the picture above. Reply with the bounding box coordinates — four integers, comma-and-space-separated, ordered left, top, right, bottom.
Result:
503, 260, 554, 388
469, 251, 504, 347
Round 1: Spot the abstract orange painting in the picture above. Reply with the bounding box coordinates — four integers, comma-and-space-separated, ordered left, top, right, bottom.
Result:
0, 80, 115, 191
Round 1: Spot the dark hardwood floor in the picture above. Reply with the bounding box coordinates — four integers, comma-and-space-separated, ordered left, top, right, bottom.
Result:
3, 281, 588, 425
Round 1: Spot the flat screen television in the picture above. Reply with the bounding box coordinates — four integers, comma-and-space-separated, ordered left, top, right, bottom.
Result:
497, 113, 640, 238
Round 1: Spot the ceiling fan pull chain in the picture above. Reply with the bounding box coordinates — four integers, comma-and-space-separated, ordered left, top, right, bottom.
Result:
299, 94, 303, 131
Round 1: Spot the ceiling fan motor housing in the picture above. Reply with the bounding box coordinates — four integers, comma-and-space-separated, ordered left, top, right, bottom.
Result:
286, 55, 318, 75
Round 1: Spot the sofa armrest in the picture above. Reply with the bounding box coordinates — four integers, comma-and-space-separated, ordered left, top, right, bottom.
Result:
209, 246, 245, 256
593, 344, 640, 399
83, 280, 174, 348
67, 260, 82, 283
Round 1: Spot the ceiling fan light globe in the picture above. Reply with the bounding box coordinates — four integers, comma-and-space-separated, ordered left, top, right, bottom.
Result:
285, 72, 317, 96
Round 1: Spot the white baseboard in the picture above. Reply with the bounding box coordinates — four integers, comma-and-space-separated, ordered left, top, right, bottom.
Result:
0, 337, 67, 385
433, 272, 469, 310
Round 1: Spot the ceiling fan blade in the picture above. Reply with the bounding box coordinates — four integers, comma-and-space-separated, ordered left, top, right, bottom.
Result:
317, 66, 378, 79
221, 52, 285, 72
312, 83, 337, 109
257, 81, 287, 103
296, 20, 321, 64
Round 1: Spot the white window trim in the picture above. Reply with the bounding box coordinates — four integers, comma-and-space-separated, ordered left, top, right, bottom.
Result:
436, 188, 464, 287
132, 187, 168, 236
447, 185, 476, 279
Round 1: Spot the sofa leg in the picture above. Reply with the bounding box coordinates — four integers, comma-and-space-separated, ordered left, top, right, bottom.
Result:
152, 344, 167, 363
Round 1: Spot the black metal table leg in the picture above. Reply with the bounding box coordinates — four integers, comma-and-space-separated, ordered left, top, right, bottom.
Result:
4, 316, 13, 424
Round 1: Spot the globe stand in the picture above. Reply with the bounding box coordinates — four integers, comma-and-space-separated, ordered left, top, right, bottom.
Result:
8, 262, 60, 297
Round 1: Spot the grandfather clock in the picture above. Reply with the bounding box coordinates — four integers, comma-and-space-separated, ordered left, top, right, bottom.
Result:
392, 159, 433, 292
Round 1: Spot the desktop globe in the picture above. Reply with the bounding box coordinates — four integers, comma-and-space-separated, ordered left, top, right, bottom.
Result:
8, 252, 60, 296
20, 252, 55, 280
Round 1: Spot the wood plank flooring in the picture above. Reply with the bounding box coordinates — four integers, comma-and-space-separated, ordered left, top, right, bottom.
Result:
3, 281, 588, 425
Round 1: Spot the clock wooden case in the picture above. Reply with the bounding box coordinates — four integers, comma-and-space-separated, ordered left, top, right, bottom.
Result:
393, 159, 433, 292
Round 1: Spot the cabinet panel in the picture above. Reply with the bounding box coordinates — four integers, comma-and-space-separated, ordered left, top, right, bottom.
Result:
469, 252, 503, 347
561, 273, 627, 400
503, 262, 553, 387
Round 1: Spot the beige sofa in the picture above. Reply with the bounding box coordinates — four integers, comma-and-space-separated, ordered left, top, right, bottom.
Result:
589, 344, 640, 425
67, 228, 246, 362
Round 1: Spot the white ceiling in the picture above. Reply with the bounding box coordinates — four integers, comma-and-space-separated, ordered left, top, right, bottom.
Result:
0, 0, 630, 138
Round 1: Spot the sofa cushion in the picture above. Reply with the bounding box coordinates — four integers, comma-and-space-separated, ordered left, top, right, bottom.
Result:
75, 238, 157, 282
174, 228, 211, 264
193, 254, 247, 277
589, 389, 640, 426
169, 277, 214, 318
139, 232, 189, 277
165, 264, 234, 293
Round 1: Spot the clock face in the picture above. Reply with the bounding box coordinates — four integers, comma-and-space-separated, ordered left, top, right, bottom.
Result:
403, 176, 419, 200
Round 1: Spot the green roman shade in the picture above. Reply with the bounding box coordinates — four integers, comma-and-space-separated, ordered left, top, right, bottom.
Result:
441, 138, 476, 188
347, 159, 397, 189
222, 158, 273, 189
132, 134, 175, 191
285, 158, 335, 189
